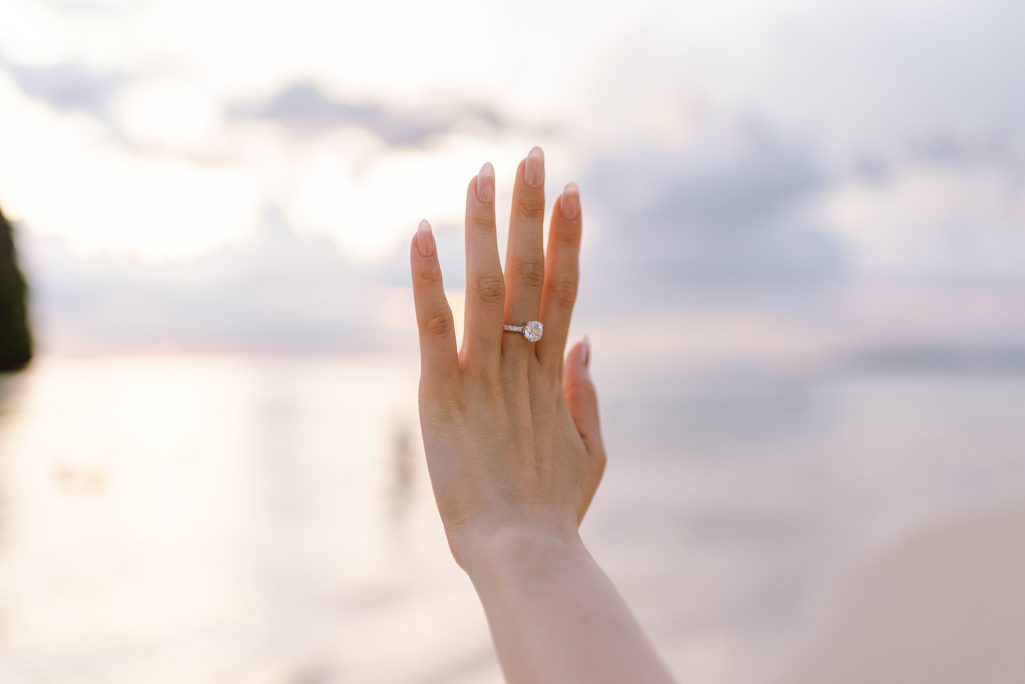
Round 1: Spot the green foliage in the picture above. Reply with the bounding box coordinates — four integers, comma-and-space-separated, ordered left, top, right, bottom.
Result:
0, 205, 33, 370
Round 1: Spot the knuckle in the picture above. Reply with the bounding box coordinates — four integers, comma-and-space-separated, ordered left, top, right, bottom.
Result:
569, 378, 597, 405
415, 264, 443, 286
419, 379, 463, 414
474, 364, 504, 394
542, 359, 565, 386
556, 220, 582, 245
513, 257, 545, 289
517, 195, 546, 220
475, 273, 505, 303
421, 311, 453, 337
469, 213, 495, 233
550, 277, 578, 306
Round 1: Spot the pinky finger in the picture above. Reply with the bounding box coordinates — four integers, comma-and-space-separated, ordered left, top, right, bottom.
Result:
411, 220, 460, 390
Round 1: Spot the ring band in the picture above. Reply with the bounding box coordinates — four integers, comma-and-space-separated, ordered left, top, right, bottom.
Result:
504, 320, 544, 342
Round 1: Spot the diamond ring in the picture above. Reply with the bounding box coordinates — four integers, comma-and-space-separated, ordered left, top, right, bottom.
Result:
503, 320, 544, 342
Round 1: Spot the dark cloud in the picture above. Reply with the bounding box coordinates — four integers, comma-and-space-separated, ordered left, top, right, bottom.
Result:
0, 53, 538, 151
580, 118, 846, 314
906, 132, 1025, 173
0, 54, 126, 122
851, 131, 1025, 183
227, 80, 529, 147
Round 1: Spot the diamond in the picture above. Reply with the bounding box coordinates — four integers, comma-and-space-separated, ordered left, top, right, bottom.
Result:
523, 320, 543, 342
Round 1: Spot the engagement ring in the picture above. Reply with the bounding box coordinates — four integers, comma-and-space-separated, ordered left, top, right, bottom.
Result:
503, 320, 544, 342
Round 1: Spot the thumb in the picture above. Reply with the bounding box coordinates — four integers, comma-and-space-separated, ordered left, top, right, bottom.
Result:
563, 337, 605, 461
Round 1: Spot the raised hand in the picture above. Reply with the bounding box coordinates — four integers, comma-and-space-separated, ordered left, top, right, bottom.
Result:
409, 146, 605, 569
409, 149, 674, 684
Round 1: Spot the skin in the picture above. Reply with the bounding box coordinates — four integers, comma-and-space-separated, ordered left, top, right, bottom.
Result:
409, 147, 676, 683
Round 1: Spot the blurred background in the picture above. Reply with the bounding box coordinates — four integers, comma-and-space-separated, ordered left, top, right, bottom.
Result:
1, 0, 1024, 682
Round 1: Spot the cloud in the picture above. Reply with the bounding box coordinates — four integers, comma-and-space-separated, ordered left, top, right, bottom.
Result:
19, 208, 412, 354
580, 115, 847, 314
0, 52, 544, 155
0, 53, 126, 123
3, 0, 1024, 363
226, 80, 537, 147
818, 128, 1025, 287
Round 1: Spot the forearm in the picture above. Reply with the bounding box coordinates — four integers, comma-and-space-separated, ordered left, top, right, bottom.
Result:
463, 527, 676, 684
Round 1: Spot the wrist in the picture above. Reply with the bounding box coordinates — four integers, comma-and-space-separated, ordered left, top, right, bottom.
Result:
453, 523, 588, 584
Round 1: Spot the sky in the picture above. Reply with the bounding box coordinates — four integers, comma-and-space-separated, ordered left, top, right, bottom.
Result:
1, 0, 1023, 365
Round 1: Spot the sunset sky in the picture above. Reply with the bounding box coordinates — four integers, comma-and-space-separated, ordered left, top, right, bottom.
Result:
2, 0, 1023, 361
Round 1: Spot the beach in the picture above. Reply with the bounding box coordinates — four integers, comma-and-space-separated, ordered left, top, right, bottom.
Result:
1, 353, 1024, 683
778, 499, 1025, 684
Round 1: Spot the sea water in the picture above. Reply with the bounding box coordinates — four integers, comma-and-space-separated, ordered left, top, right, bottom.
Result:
1, 354, 1023, 683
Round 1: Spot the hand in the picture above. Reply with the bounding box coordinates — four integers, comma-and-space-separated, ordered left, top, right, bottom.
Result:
409, 147, 606, 571
409, 148, 673, 684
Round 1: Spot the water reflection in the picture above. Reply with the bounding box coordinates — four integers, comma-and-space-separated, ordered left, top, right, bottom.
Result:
0, 354, 1023, 683
0, 369, 23, 425
0, 368, 32, 549
386, 416, 417, 529
0, 371, 10, 549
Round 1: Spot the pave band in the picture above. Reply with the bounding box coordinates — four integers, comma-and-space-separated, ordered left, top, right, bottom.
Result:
503, 320, 544, 342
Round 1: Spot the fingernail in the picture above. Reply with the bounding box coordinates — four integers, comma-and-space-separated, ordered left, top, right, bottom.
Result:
476, 162, 495, 202
415, 219, 435, 257
561, 181, 580, 220
581, 336, 591, 369
524, 146, 545, 188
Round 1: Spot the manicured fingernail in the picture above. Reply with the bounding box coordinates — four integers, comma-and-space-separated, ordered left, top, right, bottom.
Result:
415, 219, 435, 257
561, 181, 580, 220
581, 336, 591, 369
524, 146, 545, 188
476, 162, 495, 202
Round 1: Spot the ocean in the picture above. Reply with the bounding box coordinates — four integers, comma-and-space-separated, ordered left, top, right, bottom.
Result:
1, 354, 1023, 683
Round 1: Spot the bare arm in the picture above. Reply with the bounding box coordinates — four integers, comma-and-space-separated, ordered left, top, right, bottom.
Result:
409, 147, 675, 683
464, 525, 675, 683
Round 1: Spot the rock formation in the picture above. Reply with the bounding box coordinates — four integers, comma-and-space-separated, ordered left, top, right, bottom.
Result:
0, 204, 33, 370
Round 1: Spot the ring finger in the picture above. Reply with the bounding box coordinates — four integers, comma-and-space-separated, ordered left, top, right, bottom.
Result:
502, 146, 546, 357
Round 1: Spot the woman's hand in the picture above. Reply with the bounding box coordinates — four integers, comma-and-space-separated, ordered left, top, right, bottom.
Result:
409, 147, 606, 572
409, 148, 674, 684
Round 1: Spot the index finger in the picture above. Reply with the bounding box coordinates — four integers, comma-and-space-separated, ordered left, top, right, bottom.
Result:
410, 220, 459, 389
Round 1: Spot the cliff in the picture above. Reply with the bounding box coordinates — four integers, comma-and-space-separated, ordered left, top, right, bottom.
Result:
0, 204, 33, 370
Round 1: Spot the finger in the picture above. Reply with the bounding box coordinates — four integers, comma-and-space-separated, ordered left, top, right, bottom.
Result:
563, 338, 605, 464
503, 146, 546, 356
463, 162, 505, 369
410, 220, 459, 389
537, 181, 582, 368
